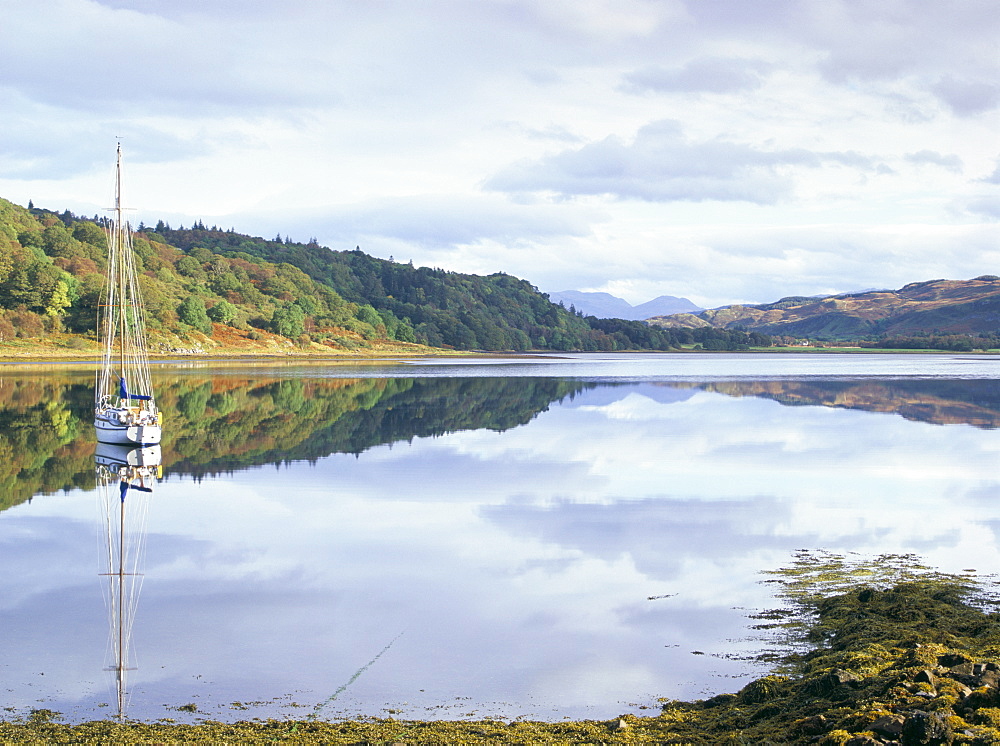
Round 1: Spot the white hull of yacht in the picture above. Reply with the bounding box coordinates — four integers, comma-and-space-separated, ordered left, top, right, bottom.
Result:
95, 414, 162, 446
95, 442, 162, 469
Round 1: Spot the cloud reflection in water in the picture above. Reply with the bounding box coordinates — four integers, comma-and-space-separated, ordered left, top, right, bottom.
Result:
3, 373, 1000, 722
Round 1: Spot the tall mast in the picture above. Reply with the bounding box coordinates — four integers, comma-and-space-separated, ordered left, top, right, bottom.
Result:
115, 143, 127, 380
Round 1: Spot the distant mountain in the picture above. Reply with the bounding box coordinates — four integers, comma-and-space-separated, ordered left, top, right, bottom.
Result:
548, 290, 701, 320
647, 277, 1000, 341
633, 295, 703, 318
548, 291, 632, 318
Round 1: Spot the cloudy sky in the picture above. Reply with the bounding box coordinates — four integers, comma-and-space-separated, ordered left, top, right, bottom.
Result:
1, 0, 998, 307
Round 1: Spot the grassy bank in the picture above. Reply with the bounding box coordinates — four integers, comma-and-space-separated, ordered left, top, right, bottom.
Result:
0, 330, 455, 362
3, 337, 995, 363
5, 553, 1000, 744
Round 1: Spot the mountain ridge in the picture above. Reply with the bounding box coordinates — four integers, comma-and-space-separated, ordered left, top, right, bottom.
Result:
547, 290, 701, 320
647, 276, 1000, 344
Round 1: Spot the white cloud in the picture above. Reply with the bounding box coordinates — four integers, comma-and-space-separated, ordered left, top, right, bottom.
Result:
0, 0, 997, 307
486, 119, 880, 204
931, 76, 1000, 117
962, 196, 1000, 222
621, 57, 772, 95
265, 194, 597, 250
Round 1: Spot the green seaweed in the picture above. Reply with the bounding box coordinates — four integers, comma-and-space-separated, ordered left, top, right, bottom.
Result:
6, 552, 1000, 743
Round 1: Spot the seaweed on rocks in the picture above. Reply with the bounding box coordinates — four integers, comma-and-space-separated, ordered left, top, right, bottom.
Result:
5, 552, 1000, 743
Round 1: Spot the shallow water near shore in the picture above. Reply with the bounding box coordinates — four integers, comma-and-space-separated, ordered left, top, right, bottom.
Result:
2, 352, 1000, 724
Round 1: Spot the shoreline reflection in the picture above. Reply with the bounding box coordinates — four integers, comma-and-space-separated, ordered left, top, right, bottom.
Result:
2, 375, 1000, 513
691, 378, 1000, 428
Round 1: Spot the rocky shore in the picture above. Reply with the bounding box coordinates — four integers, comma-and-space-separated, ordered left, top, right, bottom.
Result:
5, 559, 1000, 744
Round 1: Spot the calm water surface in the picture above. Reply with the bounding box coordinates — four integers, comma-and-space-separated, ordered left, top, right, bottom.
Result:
2, 352, 1000, 722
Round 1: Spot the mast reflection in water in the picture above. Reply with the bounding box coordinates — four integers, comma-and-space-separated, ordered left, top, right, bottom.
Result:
95, 443, 162, 721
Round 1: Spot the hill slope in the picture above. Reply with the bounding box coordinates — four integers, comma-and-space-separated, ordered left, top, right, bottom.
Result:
153, 224, 688, 351
0, 198, 733, 353
0, 199, 412, 354
648, 277, 1000, 344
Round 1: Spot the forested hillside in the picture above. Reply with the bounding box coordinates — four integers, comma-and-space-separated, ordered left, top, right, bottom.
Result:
0, 198, 387, 352
0, 197, 767, 352
154, 223, 691, 350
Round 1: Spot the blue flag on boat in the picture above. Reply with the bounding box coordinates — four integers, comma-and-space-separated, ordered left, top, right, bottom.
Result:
119, 480, 153, 501
118, 375, 152, 402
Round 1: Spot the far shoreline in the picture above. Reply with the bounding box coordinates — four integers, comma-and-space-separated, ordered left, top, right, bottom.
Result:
1, 345, 997, 365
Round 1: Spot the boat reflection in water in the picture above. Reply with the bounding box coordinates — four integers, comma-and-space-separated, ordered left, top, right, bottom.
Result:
95, 442, 162, 721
